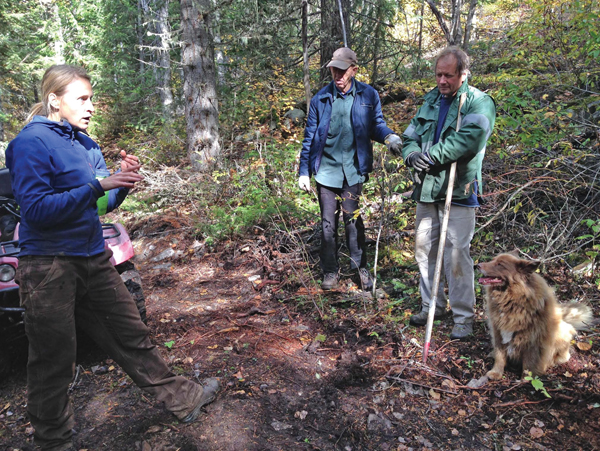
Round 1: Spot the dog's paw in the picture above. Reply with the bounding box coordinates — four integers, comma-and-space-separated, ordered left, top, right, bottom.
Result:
486, 370, 503, 380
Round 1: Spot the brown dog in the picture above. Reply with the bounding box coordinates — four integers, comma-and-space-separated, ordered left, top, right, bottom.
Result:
478, 253, 592, 380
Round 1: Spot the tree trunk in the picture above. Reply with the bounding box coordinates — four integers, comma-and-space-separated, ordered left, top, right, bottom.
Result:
463, 0, 478, 49
51, 2, 65, 62
371, 0, 384, 85
320, 0, 349, 85
212, 0, 226, 86
153, 0, 174, 117
180, 0, 221, 171
450, 0, 463, 46
425, 0, 454, 45
302, 0, 312, 108
137, 0, 149, 75
418, 0, 425, 59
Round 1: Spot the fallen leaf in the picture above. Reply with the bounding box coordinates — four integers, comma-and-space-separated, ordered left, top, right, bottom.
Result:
530, 426, 544, 438
534, 419, 545, 428
442, 379, 457, 391
429, 388, 441, 400
233, 370, 244, 380
146, 425, 162, 434
467, 375, 489, 388
458, 409, 467, 416
294, 410, 308, 420
577, 342, 592, 351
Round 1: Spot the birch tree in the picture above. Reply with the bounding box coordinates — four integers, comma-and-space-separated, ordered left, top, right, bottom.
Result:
152, 0, 174, 117
425, 0, 478, 47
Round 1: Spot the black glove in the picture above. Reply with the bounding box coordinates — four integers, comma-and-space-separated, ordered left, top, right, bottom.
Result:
405, 152, 434, 171
384, 134, 402, 156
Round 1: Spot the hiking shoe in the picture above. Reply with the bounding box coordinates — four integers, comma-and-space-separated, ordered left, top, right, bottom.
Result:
357, 268, 373, 291
409, 309, 448, 326
321, 273, 339, 290
450, 323, 473, 340
181, 378, 221, 423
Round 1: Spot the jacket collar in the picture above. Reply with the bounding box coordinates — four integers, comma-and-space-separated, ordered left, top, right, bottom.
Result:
26, 115, 84, 142
318, 78, 365, 102
424, 78, 470, 106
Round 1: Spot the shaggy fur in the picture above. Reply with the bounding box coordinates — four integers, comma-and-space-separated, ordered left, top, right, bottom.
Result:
478, 253, 593, 380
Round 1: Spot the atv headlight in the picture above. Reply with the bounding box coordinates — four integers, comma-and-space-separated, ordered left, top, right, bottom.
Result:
0, 264, 16, 282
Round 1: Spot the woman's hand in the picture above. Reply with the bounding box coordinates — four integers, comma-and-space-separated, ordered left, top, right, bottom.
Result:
120, 150, 141, 173
99, 171, 144, 190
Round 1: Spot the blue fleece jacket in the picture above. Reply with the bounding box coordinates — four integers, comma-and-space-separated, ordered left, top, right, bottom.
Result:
6, 116, 128, 257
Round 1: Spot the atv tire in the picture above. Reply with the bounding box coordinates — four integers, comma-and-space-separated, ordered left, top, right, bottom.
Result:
115, 261, 147, 324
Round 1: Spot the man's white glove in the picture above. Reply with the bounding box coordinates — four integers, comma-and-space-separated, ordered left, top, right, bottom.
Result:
384, 134, 402, 155
298, 175, 311, 192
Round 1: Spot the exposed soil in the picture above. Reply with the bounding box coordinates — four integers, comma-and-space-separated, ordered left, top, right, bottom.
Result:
1, 214, 600, 451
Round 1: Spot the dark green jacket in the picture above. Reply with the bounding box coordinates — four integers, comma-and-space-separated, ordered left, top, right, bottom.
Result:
402, 80, 496, 203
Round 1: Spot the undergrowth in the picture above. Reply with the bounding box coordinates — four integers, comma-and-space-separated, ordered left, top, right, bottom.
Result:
116, 0, 600, 297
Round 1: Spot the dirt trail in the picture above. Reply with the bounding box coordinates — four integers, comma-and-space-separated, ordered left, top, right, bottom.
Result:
1, 220, 600, 451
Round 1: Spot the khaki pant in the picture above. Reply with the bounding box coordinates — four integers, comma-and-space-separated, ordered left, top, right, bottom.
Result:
414, 203, 476, 324
17, 251, 205, 451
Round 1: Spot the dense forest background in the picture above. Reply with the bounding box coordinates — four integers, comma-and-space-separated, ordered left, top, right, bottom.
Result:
0, 0, 599, 283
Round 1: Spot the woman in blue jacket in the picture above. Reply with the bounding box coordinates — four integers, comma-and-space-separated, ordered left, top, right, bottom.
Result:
6, 65, 220, 451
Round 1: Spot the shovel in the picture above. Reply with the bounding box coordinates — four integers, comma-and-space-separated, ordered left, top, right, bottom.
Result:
422, 92, 467, 363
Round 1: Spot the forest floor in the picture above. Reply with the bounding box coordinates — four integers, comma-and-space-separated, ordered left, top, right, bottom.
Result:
1, 211, 600, 451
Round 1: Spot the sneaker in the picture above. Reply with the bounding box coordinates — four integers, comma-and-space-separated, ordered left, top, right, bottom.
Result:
357, 268, 373, 291
321, 273, 339, 290
409, 308, 448, 326
450, 323, 473, 340
181, 378, 221, 423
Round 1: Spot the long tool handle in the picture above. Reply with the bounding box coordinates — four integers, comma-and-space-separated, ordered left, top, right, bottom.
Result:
422, 92, 467, 363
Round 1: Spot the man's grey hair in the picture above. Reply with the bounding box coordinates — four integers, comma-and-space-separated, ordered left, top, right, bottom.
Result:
435, 46, 470, 76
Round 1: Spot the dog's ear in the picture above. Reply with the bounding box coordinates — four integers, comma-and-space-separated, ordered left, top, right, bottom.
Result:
518, 259, 540, 274
508, 249, 520, 257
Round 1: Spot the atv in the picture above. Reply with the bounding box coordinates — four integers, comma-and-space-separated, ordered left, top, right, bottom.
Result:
0, 167, 146, 378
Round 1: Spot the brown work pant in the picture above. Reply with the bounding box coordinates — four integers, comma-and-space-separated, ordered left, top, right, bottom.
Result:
17, 251, 204, 451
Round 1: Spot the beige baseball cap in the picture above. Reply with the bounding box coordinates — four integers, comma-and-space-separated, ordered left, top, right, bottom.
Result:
326, 47, 357, 70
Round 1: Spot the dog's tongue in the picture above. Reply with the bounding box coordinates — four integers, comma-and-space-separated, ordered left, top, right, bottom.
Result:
478, 277, 503, 285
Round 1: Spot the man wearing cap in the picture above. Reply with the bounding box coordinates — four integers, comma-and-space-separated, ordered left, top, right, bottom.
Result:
298, 47, 402, 291
402, 46, 496, 339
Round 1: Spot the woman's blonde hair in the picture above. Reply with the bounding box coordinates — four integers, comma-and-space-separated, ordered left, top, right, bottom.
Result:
27, 65, 91, 122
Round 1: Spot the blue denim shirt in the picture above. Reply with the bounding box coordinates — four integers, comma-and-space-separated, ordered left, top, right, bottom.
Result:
299, 79, 394, 178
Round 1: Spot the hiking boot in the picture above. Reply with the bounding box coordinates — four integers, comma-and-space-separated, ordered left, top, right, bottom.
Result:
357, 268, 373, 291
409, 308, 448, 326
450, 323, 473, 340
321, 273, 339, 290
181, 378, 221, 423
